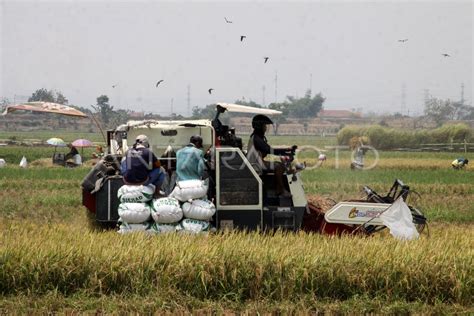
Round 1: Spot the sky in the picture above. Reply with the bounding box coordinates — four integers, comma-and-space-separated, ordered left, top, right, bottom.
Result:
1, 0, 472, 116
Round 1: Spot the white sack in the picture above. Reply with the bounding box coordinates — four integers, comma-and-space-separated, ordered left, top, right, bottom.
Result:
73, 154, 82, 165
177, 218, 210, 234
19, 156, 28, 168
118, 184, 155, 203
182, 199, 216, 221
147, 222, 177, 234
170, 179, 208, 202
0, 159, 5, 168
118, 222, 150, 234
118, 203, 152, 224
151, 197, 183, 224
380, 197, 420, 241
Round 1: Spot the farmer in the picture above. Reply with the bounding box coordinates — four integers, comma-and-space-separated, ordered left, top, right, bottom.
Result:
451, 157, 469, 170
318, 153, 327, 166
65, 143, 82, 166
65, 143, 79, 161
247, 114, 297, 197
121, 134, 165, 196
176, 135, 206, 181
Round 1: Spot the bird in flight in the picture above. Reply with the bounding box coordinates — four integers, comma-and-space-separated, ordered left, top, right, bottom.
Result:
240, 35, 246, 42
264, 57, 269, 64
208, 88, 214, 94
156, 80, 164, 87
441, 53, 450, 57
112, 84, 118, 88
224, 17, 232, 23
398, 39, 408, 42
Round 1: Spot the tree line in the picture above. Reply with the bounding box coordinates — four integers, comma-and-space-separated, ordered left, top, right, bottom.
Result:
2, 87, 472, 132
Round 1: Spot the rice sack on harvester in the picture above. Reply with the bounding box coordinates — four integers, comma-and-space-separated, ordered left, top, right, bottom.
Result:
170, 179, 208, 202
117, 203, 152, 224
117, 184, 155, 234
151, 197, 183, 224
177, 218, 211, 234
182, 199, 216, 221
118, 184, 155, 203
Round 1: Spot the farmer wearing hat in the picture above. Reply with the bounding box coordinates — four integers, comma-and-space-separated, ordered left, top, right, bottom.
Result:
247, 114, 297, 197
121, 134, 165, 196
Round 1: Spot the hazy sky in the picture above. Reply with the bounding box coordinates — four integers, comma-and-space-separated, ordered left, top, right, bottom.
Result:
1, 0, 472, 116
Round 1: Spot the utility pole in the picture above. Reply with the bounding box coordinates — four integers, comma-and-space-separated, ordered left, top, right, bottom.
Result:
262, 85, 266, 106
187, 84, 191, 116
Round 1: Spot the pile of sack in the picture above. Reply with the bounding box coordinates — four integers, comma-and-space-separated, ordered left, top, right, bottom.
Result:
117, 184, 155, 234
117, 179, 215, 235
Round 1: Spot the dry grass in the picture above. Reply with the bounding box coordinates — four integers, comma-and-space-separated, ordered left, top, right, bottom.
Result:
0, 220, 473, 307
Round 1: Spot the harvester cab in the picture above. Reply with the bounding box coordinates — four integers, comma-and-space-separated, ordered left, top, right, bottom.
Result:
82, 103, 308, 231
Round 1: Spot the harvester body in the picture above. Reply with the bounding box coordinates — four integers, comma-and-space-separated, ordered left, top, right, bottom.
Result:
81, 104, 426, 235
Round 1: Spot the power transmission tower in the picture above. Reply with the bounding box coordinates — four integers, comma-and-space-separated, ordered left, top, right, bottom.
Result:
424, 89, 430, 107
309, 73, 312, 96
262, 85, 266, 106
460, 83, 465, 105
170, 98, 174, 116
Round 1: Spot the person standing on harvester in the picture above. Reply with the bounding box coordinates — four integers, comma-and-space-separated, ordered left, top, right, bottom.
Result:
247, 114, 296, 197
176, 135, 206, 181
121, 134, 165, 197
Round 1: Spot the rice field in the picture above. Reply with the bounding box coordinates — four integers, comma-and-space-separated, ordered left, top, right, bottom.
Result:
0, 133, 473, 313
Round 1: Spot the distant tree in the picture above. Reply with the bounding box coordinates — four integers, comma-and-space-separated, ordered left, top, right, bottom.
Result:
192, 104, 216, 119
379, 119, 389, 127
461, 105, 474, 120
92, 95, 114, 125
28, 89, 69, 104
109, 109, 130, 127
424, 97, 474, 124
286, 90, 325, 118
28, 88, 56, 103
268, 102, 289, 135
55, 91, 68, 105
0, 98, 10, 112
424, 98, 456, 125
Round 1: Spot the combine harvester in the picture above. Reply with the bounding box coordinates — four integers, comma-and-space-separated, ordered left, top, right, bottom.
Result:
82, 103, 427, 236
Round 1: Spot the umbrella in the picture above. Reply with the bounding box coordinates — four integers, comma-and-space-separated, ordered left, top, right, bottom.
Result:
72, 139, 94, 157
72, 139, 93, 147
46, 137, 67, 154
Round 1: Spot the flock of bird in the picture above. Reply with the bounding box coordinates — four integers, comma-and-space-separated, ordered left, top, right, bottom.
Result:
111, 18, 452, 95
398, 38, 451, 57
110, 17, 271, 95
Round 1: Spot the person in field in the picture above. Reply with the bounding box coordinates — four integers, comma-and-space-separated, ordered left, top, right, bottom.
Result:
121, 135, 165, 196
65, 143, 82, 166
247, 114, 297, 197
451, 157, 469, 169
176, 135, 206, 181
